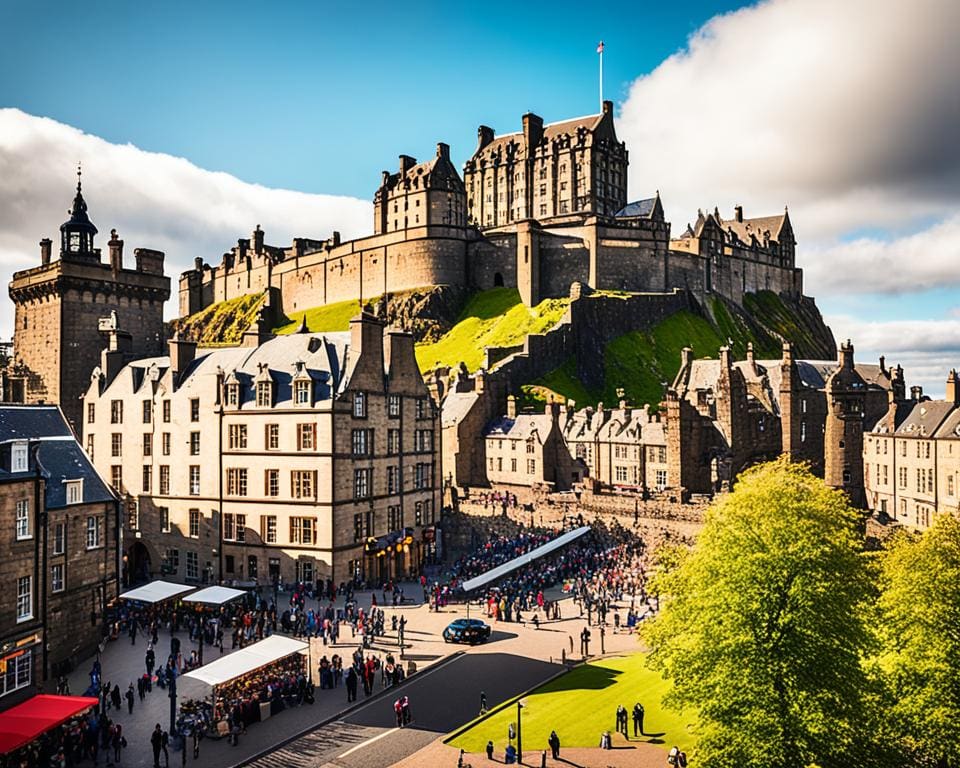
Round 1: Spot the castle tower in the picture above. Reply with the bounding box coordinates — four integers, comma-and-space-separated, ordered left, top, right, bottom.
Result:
3, 172, 170, 432
823, 340, 867, 507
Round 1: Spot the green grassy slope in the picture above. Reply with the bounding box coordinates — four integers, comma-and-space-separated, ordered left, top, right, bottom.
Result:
273, 298, 362, 334
170, 292, 267, 347
449, 653, 695, 753
415, 288, 570, 373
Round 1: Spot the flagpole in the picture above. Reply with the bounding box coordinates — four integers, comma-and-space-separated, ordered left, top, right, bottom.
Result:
599, 44, 604, 108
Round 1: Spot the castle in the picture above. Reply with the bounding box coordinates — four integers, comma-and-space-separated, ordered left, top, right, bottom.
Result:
0, 172, 170, 430
179, 101, 803, 320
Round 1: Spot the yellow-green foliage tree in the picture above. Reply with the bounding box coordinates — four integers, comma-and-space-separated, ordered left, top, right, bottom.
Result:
874, 514, 960, 766
643, 458, 878, 767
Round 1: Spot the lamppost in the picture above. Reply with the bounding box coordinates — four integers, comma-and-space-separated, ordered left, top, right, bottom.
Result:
168, 663, 177, 741
517, 699, 526, 763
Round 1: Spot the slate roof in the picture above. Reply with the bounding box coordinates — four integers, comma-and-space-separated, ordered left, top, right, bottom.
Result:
0, 405, 115, 508
484, 414, 554, 442
718, 214, 787, 244
895, 400, 957, 438
442, 391, 480, 428
933, 406, 960, 438
615, 199, 655, 218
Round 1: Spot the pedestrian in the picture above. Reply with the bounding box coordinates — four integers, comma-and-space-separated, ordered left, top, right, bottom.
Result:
146, 646, 155, 676
401, 695, 411, 726
192, 728, 201, 760
480, 691, 487, 714
150, 724, 162, 768
125, 683, 135, 714
394, 697, 403, 727
345, 666, 358, 702
111, 684, 122, 712
549, 730, 560, 759
600, 730, 612, 749
486, 740, 494, 761
111, 724, 124, 763
633, 702, 645, 736
161, 729, 169, 768
130, 622, 137, 645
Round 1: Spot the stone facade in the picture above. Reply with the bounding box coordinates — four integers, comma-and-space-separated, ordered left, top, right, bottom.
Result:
0, 405, 119, 709
82, 314, 440, 587
1, 179, 170, 433
179, 105, 808, 320
863, 372, 960, 530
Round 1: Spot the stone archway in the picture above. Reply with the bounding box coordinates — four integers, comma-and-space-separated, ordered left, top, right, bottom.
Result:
494, 272, 504, 287
126, 541, 152, 587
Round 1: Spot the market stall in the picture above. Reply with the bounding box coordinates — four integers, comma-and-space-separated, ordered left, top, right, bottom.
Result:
181, 586, 248, 666
0, 694, 98, 762
182, 635, 310, 738
118, 580, 196, 604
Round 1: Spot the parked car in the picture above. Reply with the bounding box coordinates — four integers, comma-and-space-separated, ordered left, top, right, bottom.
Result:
443, 618, 492, 644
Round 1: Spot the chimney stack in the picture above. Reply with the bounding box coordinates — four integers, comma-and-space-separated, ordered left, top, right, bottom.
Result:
253, 225, 264, 255
522, 113, 544, 149
680, 347, 693, 368
734, 205, 744, 222
720, 346, 732, 370
746, 341, 755, 366
399, 155, 416, 176
169, 333, 198, 391
477, 125, 494, 150
436, 142, 450, 160
40, 238, 52, 265
947, 370, 960, 405
506, 395, 517, 419
910, 385, 923, 401
108, 229, 123, 274
839, 339, 855, 370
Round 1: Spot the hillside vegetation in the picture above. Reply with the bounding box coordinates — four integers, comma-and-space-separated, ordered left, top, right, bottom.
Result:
170, 292, 267, 346
274, 298, 361, 335
414, 287, 569, 373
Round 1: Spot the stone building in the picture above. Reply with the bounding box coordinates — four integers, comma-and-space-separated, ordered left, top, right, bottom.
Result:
179, 105, 804, 317
0, 175, 170, 432
0, 405, 119, 708
664, 341, 893, 499
82, 313, 440, 587
863, 371, 960, 530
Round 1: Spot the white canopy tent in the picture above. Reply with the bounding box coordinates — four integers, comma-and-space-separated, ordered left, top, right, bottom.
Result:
118, 580, 195, 604
460, 525, 592, 593
183, 635, 308, 688
181, 586, 247, 606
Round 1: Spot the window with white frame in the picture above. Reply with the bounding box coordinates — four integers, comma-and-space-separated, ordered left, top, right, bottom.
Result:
353, 392, 367, 418
235, 513, 246, 543
1, 647, 32, 696
291, 471, 315, 499
11, 442, 28, 473
351, 428, 369, 456
294, 380, 311, 405
110, 400, 123, 424
189, 466, 200, 495
226, 468, 248, 496
53, 522, 65, 555
16, 575, 32, 621
164, 548, 179, 571
228, 424, 248, 450
189, 509, 200, 538
290, 517, 316, 545
186, 551, 199, 580
297, 424, 316, 451
388, 394, 401, 418
265, 424, 279, 450
265, 469, 279, 497
256, 381, 272, 407
353, 468, 371, 499
51, 564, 64, 593
15, 499, 30, 540
655, 469, 668, 489
66, 480, 83, 505
225, 383, 239, 407
224, 513, 235, 541
263, 515, 277, 544
160, 507, 170, 533
86, 516, 102, 549
159, 466, 170, 495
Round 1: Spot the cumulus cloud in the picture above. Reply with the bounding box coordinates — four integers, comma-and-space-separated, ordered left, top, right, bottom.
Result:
617, 0, 960, 297
0, 108, 371, 338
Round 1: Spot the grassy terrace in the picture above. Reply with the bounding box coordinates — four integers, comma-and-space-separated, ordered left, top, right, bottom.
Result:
414, 288, 569, 373
449, 653, 694, 753
273, 298, 362, 335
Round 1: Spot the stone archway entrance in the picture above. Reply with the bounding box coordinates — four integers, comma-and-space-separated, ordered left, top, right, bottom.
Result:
494, 272, 504, 287
126, 541, 152, 587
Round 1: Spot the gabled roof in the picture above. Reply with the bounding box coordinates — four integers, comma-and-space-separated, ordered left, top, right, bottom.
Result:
895, 400, 957, 438
615, 197, 659, 219
718, 214, 788, 244
442, 391, 480, 428
484, 413, 554, 442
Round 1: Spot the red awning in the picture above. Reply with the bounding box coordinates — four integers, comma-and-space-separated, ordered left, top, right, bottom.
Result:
0, 694, 99, 755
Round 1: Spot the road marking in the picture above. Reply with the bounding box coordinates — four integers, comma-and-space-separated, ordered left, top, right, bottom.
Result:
337, 727, 399, 758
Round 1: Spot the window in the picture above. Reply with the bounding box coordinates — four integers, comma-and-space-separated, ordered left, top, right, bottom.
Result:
141, 466, 151, 494
86, 516, 102, 549
949, 475, 955, 497
655, 469, 668, 489
162, 400, 171, 423
164, 548, 179, 571
53, 522, 65, 555
298, 424, 316, 451
225, 555, 235, 574
263, 516, 277, 544
354, 468, 371, 499
511, 458, 517, 472
527, 459, 536, 474
388, 394, 401, 418
265, 424, 280, 450
901, 441, 907, 457
162, 433, 171, 455
290, 517, 316, 545
615, 466, 629, 483
142, 400, 152, 424
86, 434, 94, 460
388, 429, 400, 456
351, 428, 370, 456
265, 469, 279, 497
353, 514, 363, 543
225, 384, 239, 407
236, 514, 247, 543
414, 430, 433, 453
526, 440, 535, 454
387, 465, 400, 494
190, 399, 200, 422
190, 432, 200, 455
186, 551, 199, 580
291, 471, 316, 499
159, 466, 170, 495
388, 505, 403, 531
256, 382, 272, 408
226, 468, 248, 496
110, 466, 122, 491
160, 507, 170, 533
843, 469, 852, 484
229, 424, 248, 450
224, 513, 235, 541
110, 400, 123, 424
142, 433, 153, 457
189, 466, 200, 495
415, 463, 431, 490
247, 555, 258, 578
1, 648, 32, 695
15, 499, 30, 540
16, 576, 32, 622
51, 564, 64, 593
801, 421, 807, 443
415, 398, 428, 420
294, 380, 311, 405
87, 402, 96, 424
353, 392, 367, 418
296, 560, 314, 584
189, 509, 200, 538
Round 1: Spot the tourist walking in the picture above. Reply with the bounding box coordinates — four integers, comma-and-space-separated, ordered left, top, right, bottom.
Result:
150, 724, 162, 768
549, 730, 561, 759
633, 702, 644, 736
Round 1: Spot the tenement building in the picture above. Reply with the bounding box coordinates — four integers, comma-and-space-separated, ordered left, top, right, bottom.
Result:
179, 102, 803, 317
0, 174, 170, 432
82, 313, 440, 587
863, 371, 960, 530
0, 405, 119, 708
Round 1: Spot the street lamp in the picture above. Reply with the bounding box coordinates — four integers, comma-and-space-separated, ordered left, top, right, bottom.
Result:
517, 699, 526, 763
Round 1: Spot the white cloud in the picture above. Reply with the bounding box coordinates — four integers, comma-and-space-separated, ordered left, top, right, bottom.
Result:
0, 108, 372, 338
617, 0, 960, 298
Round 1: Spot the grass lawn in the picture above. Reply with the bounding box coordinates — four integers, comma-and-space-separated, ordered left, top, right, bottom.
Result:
415, 287, 569, 373
273, 298, 363, 335
449, 653, 695, 754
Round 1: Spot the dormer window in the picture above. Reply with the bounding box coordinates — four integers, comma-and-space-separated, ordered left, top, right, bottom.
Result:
225, 383, 240, 407
65, 479, 83, 505
294, 380, 312, 406
11, 442, 28, 473
256, 381, 273, 408
353, 392, 367, 419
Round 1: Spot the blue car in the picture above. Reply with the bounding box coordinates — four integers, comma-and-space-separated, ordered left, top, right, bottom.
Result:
443, 618, 492, 645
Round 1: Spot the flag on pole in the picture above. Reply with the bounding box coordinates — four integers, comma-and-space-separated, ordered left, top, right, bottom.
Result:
597, 41, 604, 54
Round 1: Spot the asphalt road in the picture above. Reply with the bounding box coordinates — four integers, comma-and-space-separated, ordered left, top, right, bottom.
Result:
244, 651, 564, 768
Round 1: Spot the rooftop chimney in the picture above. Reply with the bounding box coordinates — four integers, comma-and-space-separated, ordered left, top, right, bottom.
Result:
839, 339, 855, 370
734, 205, 744, 222
507, 394, 517, 419
781, 341, 793, 364
746, 342, 755, 366
399, 155, 416, 176
436, 142, 450, 160
522, 113, 544, 149
879, 355, 886, 374
910, 385, 923, 401
40, 238, 52, 266
719, 346, 732, 370
601, 100, 613, 116
477, 125, 494, 150
680, 347, 693, 368
169, 333, 198, 391
947, 370, 960, 405
108, 229, 123, 274
253, 225, 264, 255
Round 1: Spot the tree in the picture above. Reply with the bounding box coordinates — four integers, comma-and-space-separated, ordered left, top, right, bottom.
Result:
873, 514, 960, 766
642, 458, 877, 767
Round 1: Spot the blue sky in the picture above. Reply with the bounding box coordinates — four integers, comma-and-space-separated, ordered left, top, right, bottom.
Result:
1, 0, 959, 395
0, 0, 741, 196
